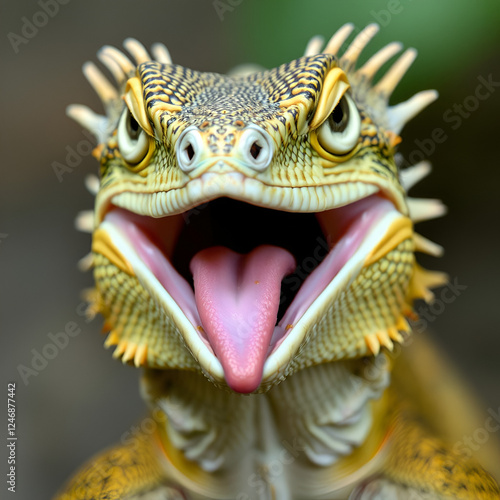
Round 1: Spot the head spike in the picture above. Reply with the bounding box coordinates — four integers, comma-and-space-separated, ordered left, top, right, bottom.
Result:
365, 333, 381, 355
66, 104, 107, 142
113, 340, 128, 359
81, 288, 101, 319
104, 331, 120, 348
387, 90, 438, 135
414, 233, 444, 257
123, 38, 152, 64
75, 210, 94, 233
376, 330, 394, 351
97, 52, 128, 86
151, 43, 172, 64
82, 61, 118, 109
407, 197, 447, 223
388, 327, 405, 344
408, 264, 448, 303
306, 35, 325, 56
122, 342, 138, 363
373, 48, 417, 98
98, 45, 135, 79
323, 23, 355, 56
303, 35, 324, 56
340, 23, 379, 70
395, 316, 411, 334
77, 253, 94, 272
134, 344, 148, 367
400, 161, 431, 191
357, 41, 403, 80
84, 174, 100, 196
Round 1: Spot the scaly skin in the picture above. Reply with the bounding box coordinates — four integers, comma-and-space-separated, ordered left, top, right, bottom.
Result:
56, 24, 500, 499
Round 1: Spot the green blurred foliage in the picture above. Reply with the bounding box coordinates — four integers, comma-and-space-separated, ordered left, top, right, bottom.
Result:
223, 0, 500, 98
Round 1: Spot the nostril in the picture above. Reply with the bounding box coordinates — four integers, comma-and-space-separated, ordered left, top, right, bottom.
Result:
185, 142, 195, 161
249, 141, 262, 160
177, 127, 203, 173
239, 124, 274, 172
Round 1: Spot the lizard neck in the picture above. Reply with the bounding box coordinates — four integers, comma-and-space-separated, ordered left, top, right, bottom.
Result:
141, 356, 391, 499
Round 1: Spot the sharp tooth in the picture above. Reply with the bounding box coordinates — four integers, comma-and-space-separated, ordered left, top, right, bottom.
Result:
291, 189, 303, 211
300, 188, 312, 211
260, 184, 274, 206
365, 333, 380, 355
280, 187, 293, 210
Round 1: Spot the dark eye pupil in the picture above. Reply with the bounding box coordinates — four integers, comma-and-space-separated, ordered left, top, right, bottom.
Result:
328, 96, 349, 133
331, 104, 344, 124
127, 113, 141, 140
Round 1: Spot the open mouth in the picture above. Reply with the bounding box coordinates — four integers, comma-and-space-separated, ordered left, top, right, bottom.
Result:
98, 187, 402, 393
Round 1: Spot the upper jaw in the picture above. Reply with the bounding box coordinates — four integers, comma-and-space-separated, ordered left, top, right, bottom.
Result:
94, 171, 410, 393
95, 166, 406, 225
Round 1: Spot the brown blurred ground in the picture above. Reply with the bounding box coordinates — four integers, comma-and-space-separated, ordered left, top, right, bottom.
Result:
0, 1, 499, 498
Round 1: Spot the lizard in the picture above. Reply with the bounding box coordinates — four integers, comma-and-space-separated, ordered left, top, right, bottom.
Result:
54, 23, 500, 499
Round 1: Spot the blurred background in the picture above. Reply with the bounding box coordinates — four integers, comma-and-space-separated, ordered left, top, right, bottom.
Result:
1, 0, 499, 498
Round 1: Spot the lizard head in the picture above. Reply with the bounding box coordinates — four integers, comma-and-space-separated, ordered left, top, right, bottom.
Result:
71, 24, 446, 393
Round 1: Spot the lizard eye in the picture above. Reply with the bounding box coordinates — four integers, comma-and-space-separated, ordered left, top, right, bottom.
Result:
117, 108, 149, 165
316, 94, 361, 155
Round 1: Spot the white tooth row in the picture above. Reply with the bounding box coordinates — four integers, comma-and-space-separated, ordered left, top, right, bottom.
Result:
112, 179, 379, 217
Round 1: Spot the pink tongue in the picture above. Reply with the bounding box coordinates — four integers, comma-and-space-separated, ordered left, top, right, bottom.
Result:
190, 246, 295, 393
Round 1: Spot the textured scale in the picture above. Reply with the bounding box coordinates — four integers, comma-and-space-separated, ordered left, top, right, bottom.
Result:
56, 24, 500, 500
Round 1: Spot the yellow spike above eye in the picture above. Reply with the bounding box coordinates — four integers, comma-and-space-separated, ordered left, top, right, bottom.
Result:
123, 77, 155, 137
309, 67, 350, 130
